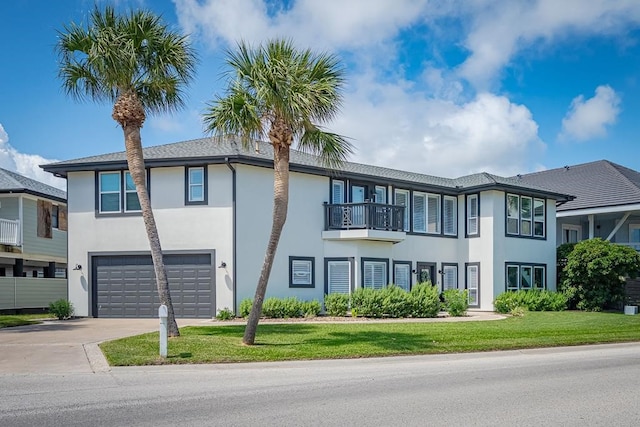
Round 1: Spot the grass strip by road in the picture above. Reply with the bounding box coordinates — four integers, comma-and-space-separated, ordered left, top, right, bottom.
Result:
100, 311, 640, 366
0, 313, 51, 329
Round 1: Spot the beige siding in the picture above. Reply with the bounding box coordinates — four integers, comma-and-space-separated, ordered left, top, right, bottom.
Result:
21, 198, 67, 258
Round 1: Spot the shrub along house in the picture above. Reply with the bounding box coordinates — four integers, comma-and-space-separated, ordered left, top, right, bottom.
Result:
42, 137, 571, 318
0, 168, 68, 311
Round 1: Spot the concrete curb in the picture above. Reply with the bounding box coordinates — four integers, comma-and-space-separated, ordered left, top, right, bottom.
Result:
83, 343, 111, 373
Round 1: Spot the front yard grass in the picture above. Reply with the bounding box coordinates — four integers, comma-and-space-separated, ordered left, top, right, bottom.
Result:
0, 313, 51, 329
100, 311, 640, 366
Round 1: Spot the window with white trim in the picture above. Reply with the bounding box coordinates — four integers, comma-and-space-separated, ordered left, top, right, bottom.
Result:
442, 264, 458, 291
467, 194, 479, 236
394, 189, 410, 232
562, 224, 582, 244
506, 263, 546, 291
289, 256, 314, 288
413, 192, 440, 234
327, 259, 351, 295
507, 194, 546, 238
332, 180, 345, 204
427, 193, 441, 233
443, 195, 457, 236
393, 262, 411, 291
466, 263, 479, 306
362, 259, 388, 290
187, 167, 205, 203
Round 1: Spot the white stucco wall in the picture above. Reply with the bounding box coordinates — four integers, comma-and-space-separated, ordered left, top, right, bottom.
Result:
66, 165, 234, 316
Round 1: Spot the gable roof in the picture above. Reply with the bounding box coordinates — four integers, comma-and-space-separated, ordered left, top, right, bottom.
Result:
42, 136, 571, 200
0, 168, 66, 202
516, 160, 640, 212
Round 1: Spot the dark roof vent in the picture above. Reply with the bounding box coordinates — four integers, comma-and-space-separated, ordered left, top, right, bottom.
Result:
564, 165, 570, 170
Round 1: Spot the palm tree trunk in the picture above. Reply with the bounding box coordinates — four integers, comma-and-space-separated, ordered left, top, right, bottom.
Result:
122, 124, 180, 337
242, 143, 290, 345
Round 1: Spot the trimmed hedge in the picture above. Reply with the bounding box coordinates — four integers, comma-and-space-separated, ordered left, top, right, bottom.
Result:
493, 290, 568, 314
238, 297, 322, 319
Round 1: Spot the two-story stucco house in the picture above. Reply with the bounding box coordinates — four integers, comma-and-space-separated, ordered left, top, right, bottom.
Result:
0, 168, 68, 311
42, 137, 571, 318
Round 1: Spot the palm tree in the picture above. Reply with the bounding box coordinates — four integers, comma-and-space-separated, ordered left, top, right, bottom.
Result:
56, 6, 196, 336
204, 39, 352, 345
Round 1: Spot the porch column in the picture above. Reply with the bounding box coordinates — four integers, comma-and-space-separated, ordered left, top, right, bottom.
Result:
588, 214, 595, 239
13, 258, 23, 277
47, 262, 56, 278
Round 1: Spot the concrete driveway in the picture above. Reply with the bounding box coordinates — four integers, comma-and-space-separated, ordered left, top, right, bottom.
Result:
0, 318, 208, 374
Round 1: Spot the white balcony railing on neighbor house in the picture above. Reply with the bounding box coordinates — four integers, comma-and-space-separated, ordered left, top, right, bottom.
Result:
0, 218, 20, 246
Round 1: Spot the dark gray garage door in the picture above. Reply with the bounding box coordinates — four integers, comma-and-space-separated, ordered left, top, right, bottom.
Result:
92, 253, 214, 318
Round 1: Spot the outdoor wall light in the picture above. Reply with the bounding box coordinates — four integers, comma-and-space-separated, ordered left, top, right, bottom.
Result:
72, 264, 82, 271
218, 262, 227, 269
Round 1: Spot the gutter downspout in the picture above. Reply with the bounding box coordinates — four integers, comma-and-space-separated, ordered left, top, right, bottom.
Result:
225, 158, 237, 314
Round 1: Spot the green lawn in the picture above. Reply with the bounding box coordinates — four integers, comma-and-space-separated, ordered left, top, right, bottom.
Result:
100, 311, 640, 366
0, 313, 51, 329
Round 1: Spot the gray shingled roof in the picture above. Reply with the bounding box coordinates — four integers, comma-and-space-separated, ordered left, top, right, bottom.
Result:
0, 168, 66, 201
42, 136, 569, 199
516, 160, 640, 211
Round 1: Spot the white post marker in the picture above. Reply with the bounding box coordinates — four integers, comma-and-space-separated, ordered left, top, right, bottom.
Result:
159, 304, 168, 358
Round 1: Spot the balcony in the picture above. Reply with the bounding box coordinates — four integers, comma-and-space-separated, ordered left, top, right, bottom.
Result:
322, 202, 406, 242
0, 218, 20, 246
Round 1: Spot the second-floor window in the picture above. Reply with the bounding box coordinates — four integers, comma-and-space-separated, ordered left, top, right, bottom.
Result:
506, 194, 545, 238
413, 192, 440, 234
467, 194, 479, 236
51, 205, 59, 229
186, 167, 207, 205
98, 171, 143, 214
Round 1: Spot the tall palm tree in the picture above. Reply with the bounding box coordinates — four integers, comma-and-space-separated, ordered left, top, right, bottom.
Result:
204, 39, 352, 345
57, 6, 196, 336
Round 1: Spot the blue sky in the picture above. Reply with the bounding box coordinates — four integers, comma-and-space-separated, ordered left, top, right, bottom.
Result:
1, 0, 640, 189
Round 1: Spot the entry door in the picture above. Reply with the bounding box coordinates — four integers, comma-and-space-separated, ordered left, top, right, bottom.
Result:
416, 262, 436, 286
351, 185, 366, 226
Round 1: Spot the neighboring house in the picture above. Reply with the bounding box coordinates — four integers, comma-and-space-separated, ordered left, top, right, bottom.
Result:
517, 160, 640, 248
0, 168, 68, 311
42, 137, 571, 318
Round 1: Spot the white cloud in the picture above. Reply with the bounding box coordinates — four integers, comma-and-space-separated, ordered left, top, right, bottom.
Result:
457, 0, 640, 88
0, 124, 66, 190
174, 0, 429, 51
559, 85, 621, 141
332, 73, 544, 178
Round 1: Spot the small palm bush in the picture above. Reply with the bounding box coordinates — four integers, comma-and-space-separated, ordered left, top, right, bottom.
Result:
443, 289, 468, 317
49, 299, 74, 320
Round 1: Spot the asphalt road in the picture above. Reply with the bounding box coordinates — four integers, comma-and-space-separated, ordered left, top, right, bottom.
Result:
1, 343, 639, 426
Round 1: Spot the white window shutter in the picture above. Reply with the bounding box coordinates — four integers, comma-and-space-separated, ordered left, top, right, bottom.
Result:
328, 261, 350, 294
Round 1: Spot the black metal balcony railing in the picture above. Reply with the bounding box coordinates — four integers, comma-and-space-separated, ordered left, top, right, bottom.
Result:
324, 202, 405, 231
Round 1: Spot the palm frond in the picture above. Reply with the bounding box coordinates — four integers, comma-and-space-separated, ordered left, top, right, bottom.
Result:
299, 124, 354, 169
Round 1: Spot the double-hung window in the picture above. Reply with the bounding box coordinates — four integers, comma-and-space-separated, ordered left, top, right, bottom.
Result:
443, 195, 457, 236
186, 167, 207, 205
506, 263, 546, 291
99, 172, 121, 213
374, 186, 387, 204
362, 258, 388, 290
124, 172, 141, 212
507, 194, 545, 238
51, 205, 59, 229
394, 189, 410, 232
467, 194, 479, 236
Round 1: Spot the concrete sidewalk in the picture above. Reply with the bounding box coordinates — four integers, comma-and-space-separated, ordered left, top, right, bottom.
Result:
0, 312, 504, 375
0, 318, 207, 375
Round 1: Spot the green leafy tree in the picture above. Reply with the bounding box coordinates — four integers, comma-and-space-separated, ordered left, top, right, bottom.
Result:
204, 39, 351, 344
563, 238, 640, 311
57, 6, 197, 336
